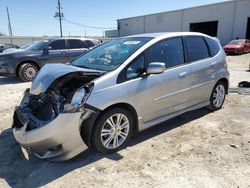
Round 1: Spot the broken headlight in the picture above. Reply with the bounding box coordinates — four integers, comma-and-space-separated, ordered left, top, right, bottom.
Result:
63, 83, 94, 112
71, 87, 86, 108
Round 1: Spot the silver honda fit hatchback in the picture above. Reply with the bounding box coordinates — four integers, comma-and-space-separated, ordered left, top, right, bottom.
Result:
13, 32, 229, 161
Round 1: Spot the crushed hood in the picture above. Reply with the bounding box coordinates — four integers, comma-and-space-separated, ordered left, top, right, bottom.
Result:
30, 63, 104, 95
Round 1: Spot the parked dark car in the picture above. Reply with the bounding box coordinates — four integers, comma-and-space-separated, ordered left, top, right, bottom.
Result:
0, 43, 19, 53
0, 37, 99, 81
223, 39, 250, 54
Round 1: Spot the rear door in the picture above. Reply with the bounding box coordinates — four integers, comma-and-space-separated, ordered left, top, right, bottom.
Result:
67, 39, 89, 62
184, 36, 217, 105
40, 39, 69, 65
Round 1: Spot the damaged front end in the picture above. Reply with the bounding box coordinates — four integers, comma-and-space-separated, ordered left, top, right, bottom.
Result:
12, 64, 103, 160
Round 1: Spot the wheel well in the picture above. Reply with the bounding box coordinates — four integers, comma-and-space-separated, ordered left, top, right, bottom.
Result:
16, 61, 40, 76
102, 103, 139, 135
218, 78, 229, 94
81, 103, 139, 148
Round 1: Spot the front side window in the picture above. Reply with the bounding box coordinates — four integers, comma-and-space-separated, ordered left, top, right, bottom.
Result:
185, 36, 209, 62
72, 37, 151, 71
49, 40, 66, 50
126, 55, 145, 79
146, 37, 184, 68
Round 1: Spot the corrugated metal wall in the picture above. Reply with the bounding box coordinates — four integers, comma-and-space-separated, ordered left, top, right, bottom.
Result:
144, 11, 182, 33
233, 0, 250, 39
118, 17, 145, 37
117, 0, 250, 45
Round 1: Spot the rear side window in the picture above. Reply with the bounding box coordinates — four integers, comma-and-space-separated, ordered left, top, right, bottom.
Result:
185, 36, 209, 62
68, 39, 88, 49
204, 37, 220, 57
146, 37, 184, 68
49, 40, 66, 50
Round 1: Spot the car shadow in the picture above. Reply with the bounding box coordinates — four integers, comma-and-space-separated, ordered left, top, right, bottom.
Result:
0, 76, 23, 85
0, 108, 210, 187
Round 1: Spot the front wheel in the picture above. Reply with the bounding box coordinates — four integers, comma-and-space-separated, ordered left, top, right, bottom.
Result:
18, 63, 38, 82
207, 81, 226, 111
92, 108, 134, 154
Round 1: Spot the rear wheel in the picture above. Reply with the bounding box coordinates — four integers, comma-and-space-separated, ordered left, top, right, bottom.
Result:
18, 63, 38, 82
207, 81, 226, 111
92, 108, 133, 154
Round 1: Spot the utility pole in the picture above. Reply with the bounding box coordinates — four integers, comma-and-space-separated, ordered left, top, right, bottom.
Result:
58, 0, 63, 37
6, 7, 13, 44
54, 0, 63, 37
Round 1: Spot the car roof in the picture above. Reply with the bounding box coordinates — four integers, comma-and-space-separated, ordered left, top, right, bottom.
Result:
125, 32, 208, 39
47, 37, 97, 41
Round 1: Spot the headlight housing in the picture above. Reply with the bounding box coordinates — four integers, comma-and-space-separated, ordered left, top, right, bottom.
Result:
71, 87, 86, 108
63, 83, 94, 112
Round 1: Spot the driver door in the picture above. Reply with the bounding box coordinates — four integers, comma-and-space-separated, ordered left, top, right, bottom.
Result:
40, 39, 69, 66
118, 37, 191, 123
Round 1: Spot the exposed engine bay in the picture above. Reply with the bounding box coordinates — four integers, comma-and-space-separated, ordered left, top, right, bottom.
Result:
13, 70, 103, 131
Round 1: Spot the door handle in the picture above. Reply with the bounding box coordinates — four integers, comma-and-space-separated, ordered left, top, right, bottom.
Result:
61, 52, 67, 55
179, 72, 187, 79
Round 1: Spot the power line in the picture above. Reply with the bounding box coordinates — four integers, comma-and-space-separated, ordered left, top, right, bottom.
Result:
63, 18, 116, 30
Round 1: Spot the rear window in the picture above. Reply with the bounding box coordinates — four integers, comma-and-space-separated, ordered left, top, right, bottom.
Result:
185, 36, 209, 62
204, 37, 220, 57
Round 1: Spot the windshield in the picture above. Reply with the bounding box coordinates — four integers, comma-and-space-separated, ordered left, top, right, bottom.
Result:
72, 37, 152, 71
20, 43, 33, 49
26, 40, 49, 51
228, 40, 244, 45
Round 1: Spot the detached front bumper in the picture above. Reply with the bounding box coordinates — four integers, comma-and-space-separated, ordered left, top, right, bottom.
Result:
12, 90, 95, 161
13, 112, 88, 161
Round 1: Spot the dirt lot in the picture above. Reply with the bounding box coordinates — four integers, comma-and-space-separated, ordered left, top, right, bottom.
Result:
0, 54, 249, 188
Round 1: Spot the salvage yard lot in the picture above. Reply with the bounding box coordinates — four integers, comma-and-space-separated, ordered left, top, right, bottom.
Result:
0, 54, 249, 187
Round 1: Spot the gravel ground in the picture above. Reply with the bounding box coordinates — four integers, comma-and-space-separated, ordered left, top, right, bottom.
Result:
0, 54, 249, 188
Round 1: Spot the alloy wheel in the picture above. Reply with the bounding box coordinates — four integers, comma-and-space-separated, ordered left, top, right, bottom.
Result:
212, 84, 225, 108
100, 113, 130, 149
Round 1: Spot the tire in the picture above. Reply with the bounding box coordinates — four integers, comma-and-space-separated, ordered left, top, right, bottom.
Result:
92, 107, 134, 154
207, 81, 226, 111
18, 63, 38, 82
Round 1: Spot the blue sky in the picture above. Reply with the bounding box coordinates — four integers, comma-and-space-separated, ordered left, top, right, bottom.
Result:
0, 0, 227, 37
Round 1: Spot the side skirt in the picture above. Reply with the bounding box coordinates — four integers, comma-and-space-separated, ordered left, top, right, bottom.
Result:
138, 101, 210, 131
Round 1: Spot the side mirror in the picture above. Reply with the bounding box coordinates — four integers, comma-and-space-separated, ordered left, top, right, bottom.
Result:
146, 62, 165, 75
43, 46, 52, 53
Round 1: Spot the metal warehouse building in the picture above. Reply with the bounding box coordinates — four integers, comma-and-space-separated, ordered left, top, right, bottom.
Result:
117, 0, 250, 45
